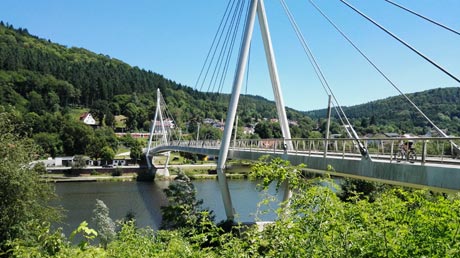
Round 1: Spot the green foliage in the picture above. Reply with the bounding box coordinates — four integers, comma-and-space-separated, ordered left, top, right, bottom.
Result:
250, 155, 304, 191
106, 222, 210, 257
71, 155, 87, 169
100, 146, 115, 163
111, 167, 123, 177
339, 177, 389, 202
308, 130, 323, 138
307, 87, 460, 136
69, 221, 98, 251
129, 140, 143, 164
60, 118, 94, 155
92, 199, 115, 249
5, 220, 67, 257
6, 166, 460, 257
160, 172, 215, 230
0, 112, 61, 252
0, 22, 319, 142
33, 132, 63, 158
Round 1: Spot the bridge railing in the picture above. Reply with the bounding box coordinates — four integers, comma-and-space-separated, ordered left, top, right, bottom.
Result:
156, 137, 460, 165
166, 139, 222, 148
231, 137, 460, 164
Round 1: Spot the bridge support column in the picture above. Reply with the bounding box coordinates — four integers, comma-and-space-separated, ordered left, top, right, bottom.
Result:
258, 0, 295, 204
216, 0, 259, 220
218, 0, 298, 219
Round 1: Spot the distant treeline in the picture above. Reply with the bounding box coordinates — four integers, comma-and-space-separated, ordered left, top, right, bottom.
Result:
306, 87, 460, 135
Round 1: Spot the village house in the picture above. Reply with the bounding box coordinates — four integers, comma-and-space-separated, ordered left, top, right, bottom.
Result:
80, 112, 96, 125
153, 118, 175, 133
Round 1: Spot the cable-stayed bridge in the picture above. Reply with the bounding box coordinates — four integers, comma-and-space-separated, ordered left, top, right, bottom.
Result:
145, 0, 460, 220
148, 137, 460, 192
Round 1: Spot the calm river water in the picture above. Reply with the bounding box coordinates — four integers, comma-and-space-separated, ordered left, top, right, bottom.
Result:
53, 179, 285, 237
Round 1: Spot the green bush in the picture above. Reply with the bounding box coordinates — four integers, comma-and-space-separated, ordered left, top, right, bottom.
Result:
111, 168, 123, 177
6, 155, 460, 257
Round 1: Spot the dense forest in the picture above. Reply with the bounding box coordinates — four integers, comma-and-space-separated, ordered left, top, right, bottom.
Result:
306, 87, 460, 136
0, 21, 458, 159
0, 21, 307, 124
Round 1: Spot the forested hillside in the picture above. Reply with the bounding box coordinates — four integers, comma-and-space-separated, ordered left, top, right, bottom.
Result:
0, 22, 317, 158
1, 22, 458, 158
0, 22, 309, 125
306, 87, 460, 136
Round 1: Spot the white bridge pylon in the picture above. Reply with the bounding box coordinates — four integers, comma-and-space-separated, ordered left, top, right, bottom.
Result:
146, 88, 171, 177
217, 0, 294, 220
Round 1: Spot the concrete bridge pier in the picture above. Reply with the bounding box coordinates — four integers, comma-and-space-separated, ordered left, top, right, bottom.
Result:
137, 165, 156, 181
139, 153, 170, 181
156, 167, 170, 177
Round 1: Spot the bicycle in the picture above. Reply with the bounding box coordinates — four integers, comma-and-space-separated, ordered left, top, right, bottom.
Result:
395, 147, 417, 163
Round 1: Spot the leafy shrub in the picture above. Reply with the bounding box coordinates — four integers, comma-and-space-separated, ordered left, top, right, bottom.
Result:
160, 172, 215, 230
111, 168, 123, 177
92, 199, 115, 248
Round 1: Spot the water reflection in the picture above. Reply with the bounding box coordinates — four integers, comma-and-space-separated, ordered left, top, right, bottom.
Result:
53, 179, 284, 237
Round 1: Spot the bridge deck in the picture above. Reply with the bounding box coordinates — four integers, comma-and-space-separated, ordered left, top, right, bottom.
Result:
148, 137, 460, 192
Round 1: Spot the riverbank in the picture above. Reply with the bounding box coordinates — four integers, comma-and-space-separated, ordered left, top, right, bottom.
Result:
42, 164, 251, 182
41, 173, 138, 183
42, 172, 249, 182
42, 174, 248, 183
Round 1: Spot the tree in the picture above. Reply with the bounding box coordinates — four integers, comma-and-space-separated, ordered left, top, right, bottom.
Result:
200, 124, 223, 140
33, 132, 63, 158
100, 146, 115, 165
60, 118, 94, 155
86, 136, 106, 160
130, 141, 142, 164
160, 172, 215, 230
123, 103, 139, 131
90, 100, 110, 125
0, 112, 61, 251
86, 128, 118, 160
27, 90, 46, 114
254, 121, 272, 139
72, 155, 87, 169
92, 199, 115, 249
308, 130, 322, 138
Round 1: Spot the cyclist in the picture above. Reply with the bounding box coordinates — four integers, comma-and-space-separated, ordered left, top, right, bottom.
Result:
396, 133, 416, 163
402, 133, 414, 152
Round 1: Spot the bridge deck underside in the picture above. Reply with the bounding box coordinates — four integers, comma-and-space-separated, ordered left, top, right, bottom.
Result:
150, 146, 460, 192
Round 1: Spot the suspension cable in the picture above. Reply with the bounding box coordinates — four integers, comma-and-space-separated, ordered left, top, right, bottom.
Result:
383, 0, 460, 36
309, 0, 458, 145
281, 0, 352, 139
216, 0, 247, 94
340, 0, 460, 84
280, 0, 368, 156
198, 0, 238, 91
194, 0, 233, 90
207, 0, 243, 92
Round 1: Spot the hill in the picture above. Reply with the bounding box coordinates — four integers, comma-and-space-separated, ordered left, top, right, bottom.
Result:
0, 22, 310, 125
0, 22, 318, 157
305, 87, 460, 135
1, 22, 458, 158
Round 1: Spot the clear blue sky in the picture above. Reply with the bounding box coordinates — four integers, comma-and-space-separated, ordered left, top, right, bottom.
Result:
1, 0, 459, 111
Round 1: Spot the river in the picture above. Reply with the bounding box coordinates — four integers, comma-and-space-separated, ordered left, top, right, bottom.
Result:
53, 179, 285, 237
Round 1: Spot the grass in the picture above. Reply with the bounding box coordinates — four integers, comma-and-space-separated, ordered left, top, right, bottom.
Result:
114, 115, 127, 129
68, 108, 90, 121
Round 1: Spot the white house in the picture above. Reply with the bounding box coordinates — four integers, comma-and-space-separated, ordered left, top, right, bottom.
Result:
153, 118, 175, 133
54, 156, 75, 167
80, 112, 96, 125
